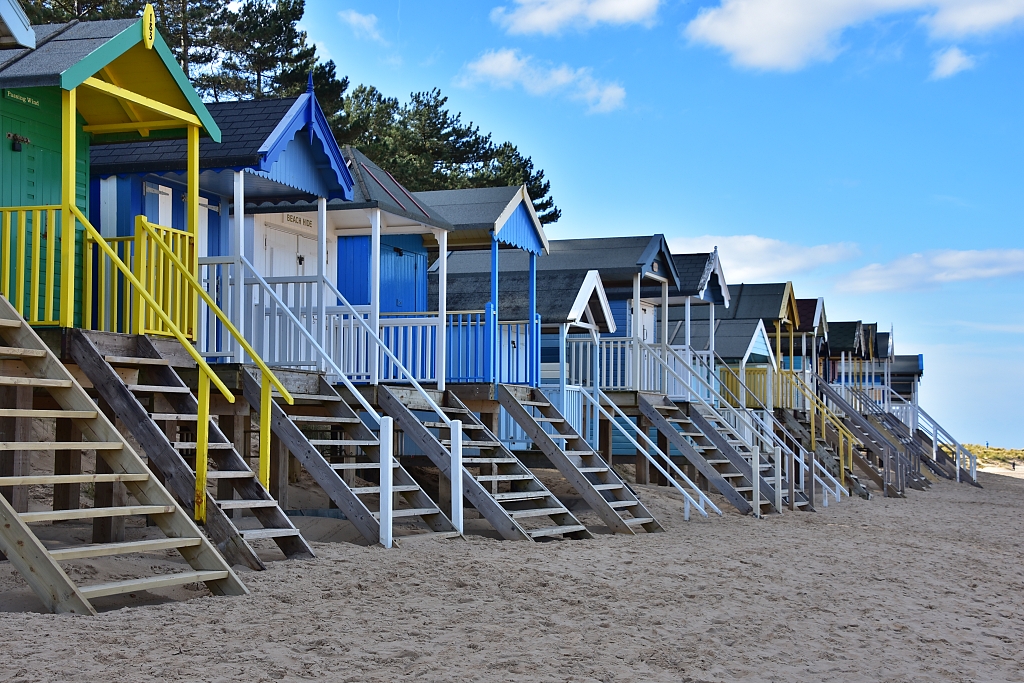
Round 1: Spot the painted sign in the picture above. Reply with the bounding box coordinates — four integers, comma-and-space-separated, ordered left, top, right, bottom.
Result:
284, 213, 315, 229
3, 90, 39, 108
142, 4, 156, 50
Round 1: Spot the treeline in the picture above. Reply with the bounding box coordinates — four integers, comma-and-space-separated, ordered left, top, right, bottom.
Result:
21, 0, 559, 223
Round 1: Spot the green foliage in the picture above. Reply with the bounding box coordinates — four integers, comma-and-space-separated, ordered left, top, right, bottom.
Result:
22, 0, 559, 224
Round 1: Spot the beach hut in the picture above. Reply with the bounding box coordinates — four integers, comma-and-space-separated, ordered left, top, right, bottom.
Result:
0, 8, 285, 613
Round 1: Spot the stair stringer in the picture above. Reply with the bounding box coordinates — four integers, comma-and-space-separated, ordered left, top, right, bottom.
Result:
636, 395, 752, 515
377, 385, 533, 541
68, 329, 265, 570
497, 385, 659, 534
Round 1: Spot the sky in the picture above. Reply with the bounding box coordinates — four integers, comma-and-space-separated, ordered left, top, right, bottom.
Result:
301, 0, 1024, 447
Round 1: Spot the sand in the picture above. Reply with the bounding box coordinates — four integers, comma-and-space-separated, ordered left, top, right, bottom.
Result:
2, 470, 1023, 682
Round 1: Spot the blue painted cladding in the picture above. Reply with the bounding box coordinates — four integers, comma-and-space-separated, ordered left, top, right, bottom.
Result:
255, 133, 330, 199
606, 298, 629, 337
116, 176, 142, 237
337, 235, 370, 306
496, 202, 543, 254
380, 235, 426, 312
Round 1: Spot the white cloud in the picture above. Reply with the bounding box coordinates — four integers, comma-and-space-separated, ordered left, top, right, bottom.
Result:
458, 49, 626, 113
840, 249, 1024, 292
492, 0, 661, 35
930, 45, 976, 78
338, 9, 388, 45
669, 234, 860, 282
684, 0, 1024, 71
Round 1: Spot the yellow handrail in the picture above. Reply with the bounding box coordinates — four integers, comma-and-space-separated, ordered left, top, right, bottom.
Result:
135, 216, 294, 509
780, 370, 855, 486
73, 206, 238, 522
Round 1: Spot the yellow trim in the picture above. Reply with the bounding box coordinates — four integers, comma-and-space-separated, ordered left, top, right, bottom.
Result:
82, 119, 184, 134
60, 88, 76, 326
195, 371, 210, 522
187, 125, 200, 336
80, 77, 202, 127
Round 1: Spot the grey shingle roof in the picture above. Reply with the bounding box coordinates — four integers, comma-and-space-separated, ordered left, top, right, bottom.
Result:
0, 20, 137, 87
415, 186, 521, 231
795, 298, 821, 333
673, 253, 713, 296
718, 283, 789, 322
90, 98, 299, 172
429, 268, 611, 330
338, 147, 452, 229
827, 321, 862, 355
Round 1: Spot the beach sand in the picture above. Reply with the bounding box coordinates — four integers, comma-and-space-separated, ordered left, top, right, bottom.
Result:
1, 469, 1023, 682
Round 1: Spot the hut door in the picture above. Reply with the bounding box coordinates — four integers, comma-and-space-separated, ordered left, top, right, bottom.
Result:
297, 235, 317, 276
629, 300, 656, 342
265, 227, 297, 278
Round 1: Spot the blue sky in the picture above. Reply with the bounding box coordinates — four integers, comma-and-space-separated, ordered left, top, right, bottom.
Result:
302, 0, 1024, 447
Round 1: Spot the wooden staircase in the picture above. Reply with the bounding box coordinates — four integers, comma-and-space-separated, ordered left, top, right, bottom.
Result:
241, 370, 461, 545
0, 297, 247, 614
638, 394, 809, 514
496, 385, 663, 535
68, 330, 313, 570
377, 386, 592, 541
778, 408, 870, 499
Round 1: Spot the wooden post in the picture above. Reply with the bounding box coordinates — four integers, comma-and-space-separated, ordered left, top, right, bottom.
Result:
379, 416, 393, 548
59, 87, 76, 327
370, 209, 382, 385
269, 432, 289, 510
53, 418, 82, 512
656, 428, 669, 486
231, 170, 246, 363
807, 447, 816, 507
93, 398, 126, 543
787, 445, 795, 512
316, 197, 327, 352
218, 412, 248, 515
635, 416, 650, 485
600, 416, 613, 468
631, 273, 641, 390
450, 419, 463, 534
187, 124, 200, 336
0, 386, 32, 512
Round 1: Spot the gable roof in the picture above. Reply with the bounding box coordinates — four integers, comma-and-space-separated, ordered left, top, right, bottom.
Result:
431, 268, 615, 332
795, 297, 825, 334
0, 0, 34, 49
339, 147, 451, 229
541, 236, 681, 291
0, 18, 220, 141
671, 249, 730, 305
416, 185, 548, 254
828, 321, 863, 355
719, 282, 800, 328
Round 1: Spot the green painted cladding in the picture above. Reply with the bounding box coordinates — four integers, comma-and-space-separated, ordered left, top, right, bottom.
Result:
1, 86, 89, 326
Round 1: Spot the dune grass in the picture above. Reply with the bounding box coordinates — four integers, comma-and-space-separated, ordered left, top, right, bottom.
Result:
965, 444, 1024, 466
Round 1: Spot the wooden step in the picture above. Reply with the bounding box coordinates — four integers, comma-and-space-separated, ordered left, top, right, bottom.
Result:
349, 484, 421, 495
528, 524, 587, 538
625, 517, 656, 526
0, 376, 71, 388
422, 421, 486, 430
149, 413, 199, 421
492, 490, 549, 502
0, 346, 47, 358
0, 441, 122, 451
238, 528, 301, 541
0, 473, 148, 487
128, 384, 190, 394
331, 461, 397, 470
592, 483, 623, 491
216, 499, 280, 510
609, 500, 640, 509
289, 415, 361, 424
463, 457, 519, 465
309, 439, 378, 447
79, 570, 230, 600
205, 470, 255, 480
173, 442, 233, 450
519, 400, 551, 407
475, 474, 533, 482
509, 507, 567, 519
0, 318, 22, 328
104, 355, 169, 366
49, 537, 203, 561
577, 466, 609, 474
277, 393, 340, 402
441, 440, 501, 448
372, 507, 441, 520
534, 417, 564, 423
0, 409, 97, 420
21, 505, 175, 523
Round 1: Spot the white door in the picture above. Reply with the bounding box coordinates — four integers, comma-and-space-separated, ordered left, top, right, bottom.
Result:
265, 227, 298, 278
629, 300, 657, 342
297, 235, 317, 276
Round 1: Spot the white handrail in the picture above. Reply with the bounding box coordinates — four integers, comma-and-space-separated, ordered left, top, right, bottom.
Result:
884, 387, 977, 482
239, 257, 382, 423
321, 277, 453, 427
579, 387, 722, 519
643, 341, 847, 503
